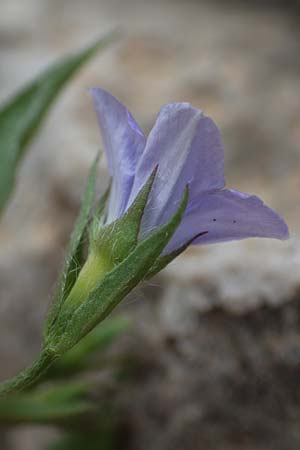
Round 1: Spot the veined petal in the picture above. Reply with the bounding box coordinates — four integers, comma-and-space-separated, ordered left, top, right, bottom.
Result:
164, 189, 289, 253
91, 88, 146, 222
128, 102, 224, 237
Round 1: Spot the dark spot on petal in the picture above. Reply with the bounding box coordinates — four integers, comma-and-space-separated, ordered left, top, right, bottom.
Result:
213, 218, 216, 222
233, 220, 236, 223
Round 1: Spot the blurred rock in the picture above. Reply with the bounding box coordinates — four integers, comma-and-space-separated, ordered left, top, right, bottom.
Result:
120, 240, 300, 450
123, 292, 300, 450
0, 0, 299, 449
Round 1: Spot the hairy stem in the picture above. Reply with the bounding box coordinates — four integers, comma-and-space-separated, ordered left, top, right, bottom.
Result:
0, 348, 57, 397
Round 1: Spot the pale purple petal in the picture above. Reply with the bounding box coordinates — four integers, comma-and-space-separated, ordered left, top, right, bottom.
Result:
164, 189, 289, 253
128, 103, 224, 237
91, 88, 146, 222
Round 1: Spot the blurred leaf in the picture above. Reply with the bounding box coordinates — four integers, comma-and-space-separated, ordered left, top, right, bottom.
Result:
45, 154, 100, 337
45, 406, 120, 450
46, 431, 118, 450
0, 381, 94, 424
49, 317, 130, 376
0, 31, 116, 215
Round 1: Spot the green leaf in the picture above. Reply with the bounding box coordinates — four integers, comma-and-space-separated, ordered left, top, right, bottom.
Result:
48, 186, 189, 352
0, 32, 116, 215
45, 155, 101, 337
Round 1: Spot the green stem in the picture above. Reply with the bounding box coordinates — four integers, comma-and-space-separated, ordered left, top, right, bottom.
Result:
0, 348, 57, 397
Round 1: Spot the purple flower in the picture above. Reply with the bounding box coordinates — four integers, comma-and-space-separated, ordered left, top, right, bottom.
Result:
91, 88, 289, 254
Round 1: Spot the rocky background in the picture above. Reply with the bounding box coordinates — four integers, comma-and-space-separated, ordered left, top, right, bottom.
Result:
0, 0, 300, 449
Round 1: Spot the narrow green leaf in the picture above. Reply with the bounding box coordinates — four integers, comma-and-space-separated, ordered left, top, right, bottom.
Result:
45, 155, 100, 336
50, 187, 189, 352
0, 31, 116, 214
34, 380, 91, 403
0, 398, 92, 424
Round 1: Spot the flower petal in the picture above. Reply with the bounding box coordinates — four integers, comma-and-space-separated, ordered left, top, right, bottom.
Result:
91, 88, 146, 222
164, 189, 289, 253
128, 102, 225, 236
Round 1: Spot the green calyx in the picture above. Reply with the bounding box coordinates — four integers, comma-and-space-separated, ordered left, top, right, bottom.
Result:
44, 155, 189, 361
53, 167, 158, 322
47, 183, 189, 353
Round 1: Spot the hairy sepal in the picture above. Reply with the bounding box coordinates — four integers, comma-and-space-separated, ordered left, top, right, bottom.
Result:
91, 167, 157, 267
47, 186, 188, 352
